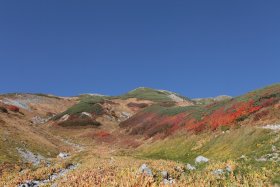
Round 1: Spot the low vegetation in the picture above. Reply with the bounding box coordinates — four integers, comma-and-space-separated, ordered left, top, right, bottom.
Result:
121, 84, 280, 137
1, 84, 280, 186
118, 87, 189, 103
53, 95, 105, 120
57, 118, 102, 128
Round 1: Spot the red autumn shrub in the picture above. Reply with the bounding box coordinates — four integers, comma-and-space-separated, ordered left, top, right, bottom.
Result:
96, 131, 111, 137
6, 105, 19, 112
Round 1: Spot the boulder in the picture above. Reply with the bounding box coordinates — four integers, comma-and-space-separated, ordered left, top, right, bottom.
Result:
186, 163, 196, 171
195, 156, 209, 164
225, 165, 232, 173
59, 114, 70, 122
213, 169, 224, 175
161, 170, 169, 179
58, 152, 69, 159
80, 112, 93, 118
138, 164, 153, 176
163, 178, 176, 185
239, 155, 247, 160
19, 180, 39, 187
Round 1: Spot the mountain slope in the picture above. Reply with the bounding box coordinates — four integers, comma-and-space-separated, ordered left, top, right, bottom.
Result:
118, 87, 192, 104
1, 84, 280, 186
193, 95, 232, 105
0, 94, 76, 164
52, 87, 193, 129
120, 84, 280, 137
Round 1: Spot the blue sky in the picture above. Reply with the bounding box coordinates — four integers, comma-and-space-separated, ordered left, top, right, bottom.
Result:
0, 1, 279, 98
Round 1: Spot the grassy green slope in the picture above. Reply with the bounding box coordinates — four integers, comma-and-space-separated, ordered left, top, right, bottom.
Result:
137, 126, 275, 162
53, 95, 106, 120
118, 87, 191, 103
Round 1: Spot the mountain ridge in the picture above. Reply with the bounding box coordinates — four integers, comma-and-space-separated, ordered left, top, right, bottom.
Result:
0, 83, 280, 186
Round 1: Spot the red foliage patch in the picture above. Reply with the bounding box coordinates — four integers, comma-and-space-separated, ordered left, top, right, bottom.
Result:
6, 105, 19, 112
84, 130, 116, 143
120, 86, 280, 138
95, 131, 111, 138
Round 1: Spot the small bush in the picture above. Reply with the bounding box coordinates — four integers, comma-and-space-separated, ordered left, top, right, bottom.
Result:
127, 102, 149, 108
58, 119, 102, 127
0, 107, 8, 113
236, 115, 248, 122
220, 125, 230, 131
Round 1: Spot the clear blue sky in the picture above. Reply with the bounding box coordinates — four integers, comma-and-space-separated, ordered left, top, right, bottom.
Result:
0, 1, 279, 98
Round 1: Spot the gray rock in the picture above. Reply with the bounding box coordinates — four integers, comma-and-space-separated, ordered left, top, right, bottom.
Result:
186, 163, 196, 171
261, 124, 280, 131
18, 164, 78, 187
161, 170, 169, 179
16, 148, 45, 166
225, 165, 232, 173
80, 112, 93, 118
256, 152, 280, 162
120, 112, 132, 120
42, 179, 50, 183
19, 184, 29, 187
138, 164, 153, 176
163, 178, 176, 185
58, 152, 69, 159
19, 180, 39, 187
31, 116, 51, 125
195, 156, 209, 164
213, 169, 224, 175
50, 173, 58, 181
272, 145, 277, 152
32, 181, 40, 185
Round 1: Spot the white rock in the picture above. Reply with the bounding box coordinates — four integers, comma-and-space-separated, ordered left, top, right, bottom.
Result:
225, 165, 232, 173
261, 124, 280, 131
163, 178, 176, 185
58, 152, 69, 159
138, 164, 153, 176
121, 112, 132, 119
16, 148, 45, 166
213, 169, 224, 175
81, 112, 92, 118
195, 156, 209, 164
59, 114, 70, 122
161, 170, 169, 179
186, 163, 196, 170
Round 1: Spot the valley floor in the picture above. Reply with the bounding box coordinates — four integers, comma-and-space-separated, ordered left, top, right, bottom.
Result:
2, 125, 280, 187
